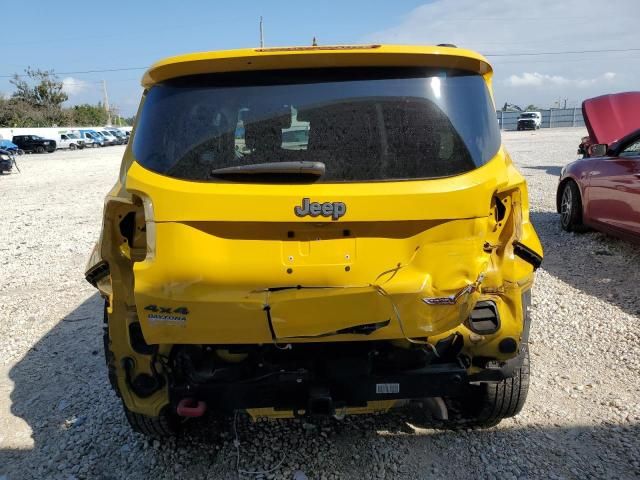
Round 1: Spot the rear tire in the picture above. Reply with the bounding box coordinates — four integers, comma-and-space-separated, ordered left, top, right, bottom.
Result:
411, 350, 530, 430
559, 180, 586, 232
102, 300, 180, 439
453, 350, 530, 428
124, 406, 180, 439
69, 143, 77, 150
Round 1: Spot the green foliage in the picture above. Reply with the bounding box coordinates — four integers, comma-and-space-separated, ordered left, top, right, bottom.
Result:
0, 97, 70, 127
10, 67, 68, 109
0, 67, 113, 128
71, 103, 109, 126
1, 68, 70, 127
525, 104, 540, 112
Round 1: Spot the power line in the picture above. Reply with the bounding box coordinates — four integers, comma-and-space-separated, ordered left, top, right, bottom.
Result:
61, 78, 142, 86
0, 66, 146, 79
485, 47, 640, 57
1, 47, 639, 79
491, 52, 640, 65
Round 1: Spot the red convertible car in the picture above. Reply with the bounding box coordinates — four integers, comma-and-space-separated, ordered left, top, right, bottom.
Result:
557, 92, 640, 242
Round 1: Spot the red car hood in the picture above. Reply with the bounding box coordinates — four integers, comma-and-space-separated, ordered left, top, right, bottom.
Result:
582, 92, 640, 145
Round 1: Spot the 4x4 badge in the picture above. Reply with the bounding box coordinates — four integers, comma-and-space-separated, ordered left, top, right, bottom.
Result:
294, 198, 346, 221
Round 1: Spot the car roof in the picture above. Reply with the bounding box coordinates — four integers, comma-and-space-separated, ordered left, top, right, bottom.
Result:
142, 44, 492, 88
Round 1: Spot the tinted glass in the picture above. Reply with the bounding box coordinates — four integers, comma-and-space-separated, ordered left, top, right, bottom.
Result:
133, 68, 501, 182
620, 138, 640, 157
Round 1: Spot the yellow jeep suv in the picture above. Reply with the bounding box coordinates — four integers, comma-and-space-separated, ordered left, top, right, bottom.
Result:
86, 44, 543, 437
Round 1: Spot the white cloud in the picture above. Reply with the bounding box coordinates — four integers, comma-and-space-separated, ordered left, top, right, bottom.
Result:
365, 0, 639, 107
506, 72, 616, 88
506, 73, 568, 87
62, 77, 89, 96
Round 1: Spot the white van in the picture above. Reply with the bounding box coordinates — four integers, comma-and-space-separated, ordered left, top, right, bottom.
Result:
96, 129, 119, 146
517, 112, 542, 130
58, 132, 85, 150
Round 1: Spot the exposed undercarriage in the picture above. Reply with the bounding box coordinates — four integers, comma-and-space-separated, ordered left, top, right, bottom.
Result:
109, 290, 530, 427
169, 336, 528, 415
170, 339, 467, 415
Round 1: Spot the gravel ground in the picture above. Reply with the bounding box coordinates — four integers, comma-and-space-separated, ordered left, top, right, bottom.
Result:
0, 129, 639, 479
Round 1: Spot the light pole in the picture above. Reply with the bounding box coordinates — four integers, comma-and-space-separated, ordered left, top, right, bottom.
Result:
102, 80, 111, 126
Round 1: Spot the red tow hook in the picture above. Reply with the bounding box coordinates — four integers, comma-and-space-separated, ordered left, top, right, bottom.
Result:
176, 398, 207, 417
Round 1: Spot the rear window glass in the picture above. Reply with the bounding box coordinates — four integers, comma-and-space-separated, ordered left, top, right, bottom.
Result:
133, 68, 501, 182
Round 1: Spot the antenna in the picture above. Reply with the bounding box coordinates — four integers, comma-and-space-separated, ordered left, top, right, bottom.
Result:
259, 16, 264, 48
102, 80, 111, 126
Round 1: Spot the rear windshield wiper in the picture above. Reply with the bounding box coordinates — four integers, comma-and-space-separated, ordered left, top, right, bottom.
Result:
211, 161, 325, 181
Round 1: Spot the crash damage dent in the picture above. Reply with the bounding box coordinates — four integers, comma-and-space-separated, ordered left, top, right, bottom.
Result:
84, 187, 171, 415
89, 159, 542, 417
134, 175, 540, 351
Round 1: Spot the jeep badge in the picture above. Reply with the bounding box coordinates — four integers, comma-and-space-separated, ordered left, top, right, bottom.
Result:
294, 198, 346, 221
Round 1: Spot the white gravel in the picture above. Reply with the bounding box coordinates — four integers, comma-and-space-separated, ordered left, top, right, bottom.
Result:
1, 129, 639, 479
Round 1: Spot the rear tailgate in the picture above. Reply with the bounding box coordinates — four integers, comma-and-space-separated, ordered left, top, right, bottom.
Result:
126, 158, 508, 344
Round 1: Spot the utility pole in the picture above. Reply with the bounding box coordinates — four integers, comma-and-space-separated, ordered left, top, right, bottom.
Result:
259, 16, 264, 48
102, 80, 112, 126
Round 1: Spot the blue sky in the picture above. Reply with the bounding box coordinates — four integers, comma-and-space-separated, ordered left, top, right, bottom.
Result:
2, 0, 638, 117
1, 0, 424, 116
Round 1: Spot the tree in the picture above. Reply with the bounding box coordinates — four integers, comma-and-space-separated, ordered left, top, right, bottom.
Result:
71, 103, 108, 126
10, 67, 68, 109
9, 68, 69, 126
525, 104, 540, 112
0, 67, 123, 128
501, 102, 522, 112
0, 97, 51, 127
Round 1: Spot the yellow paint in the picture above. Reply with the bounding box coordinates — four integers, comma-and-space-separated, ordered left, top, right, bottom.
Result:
141, 44, 492, 88
87, 44, 542, 417
246, 400, 398, 420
